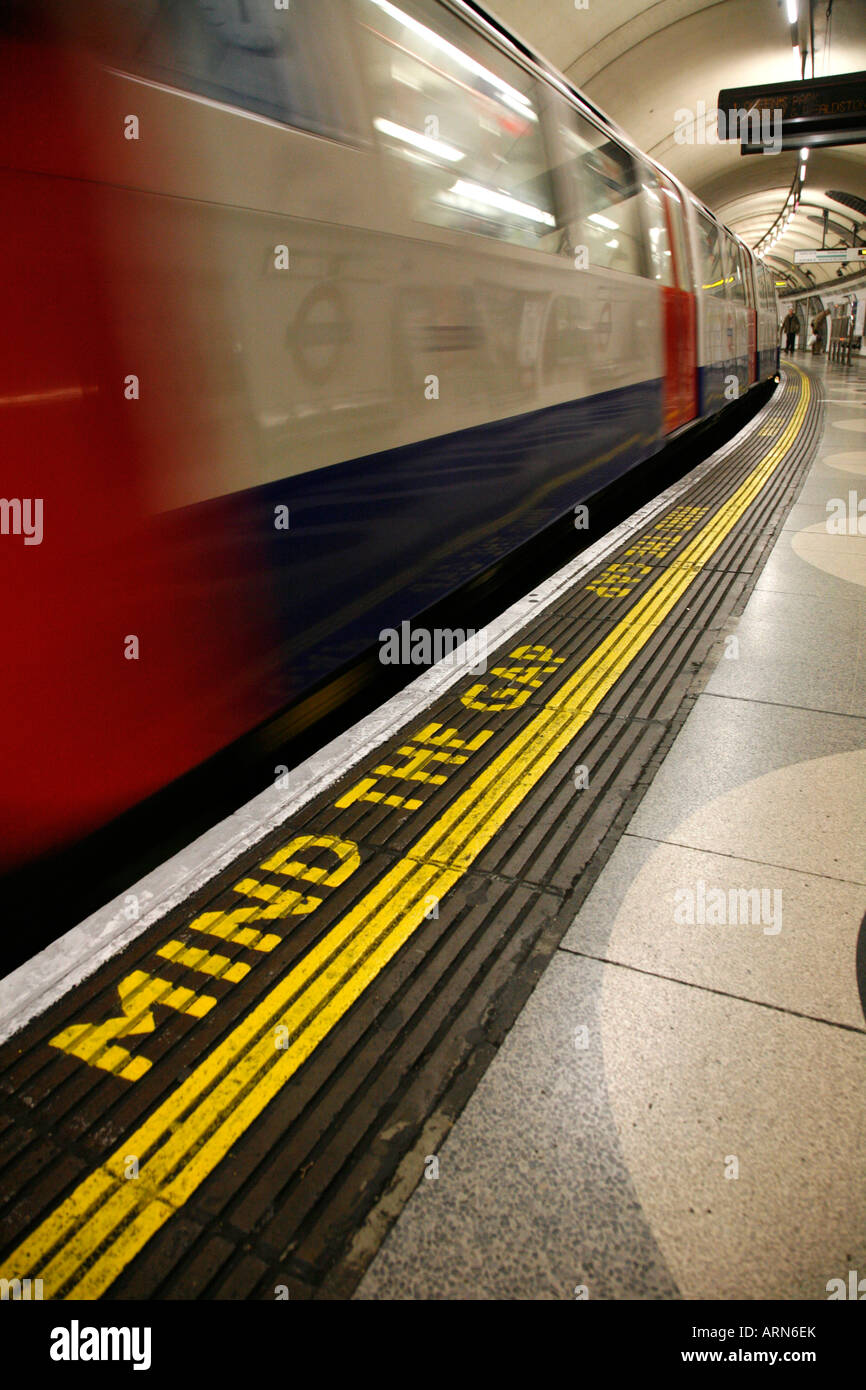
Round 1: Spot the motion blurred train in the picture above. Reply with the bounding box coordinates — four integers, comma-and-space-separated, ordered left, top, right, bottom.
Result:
0, 0, 779, 870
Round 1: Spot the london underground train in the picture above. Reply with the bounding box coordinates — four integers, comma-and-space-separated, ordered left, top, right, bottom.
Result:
0, 0, 779, 870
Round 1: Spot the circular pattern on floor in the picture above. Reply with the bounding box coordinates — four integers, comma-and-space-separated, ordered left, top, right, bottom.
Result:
791, 522, 866, 588
601, 748, 866, 1299
822, 450, 866, 477
832, 418, 866, 433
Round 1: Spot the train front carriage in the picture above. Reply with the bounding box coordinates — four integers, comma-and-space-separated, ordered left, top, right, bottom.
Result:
0, 0, 780, 871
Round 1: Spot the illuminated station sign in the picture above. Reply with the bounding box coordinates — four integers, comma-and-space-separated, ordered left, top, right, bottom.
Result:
793, 247, 866, 264
717, 71, 866, 152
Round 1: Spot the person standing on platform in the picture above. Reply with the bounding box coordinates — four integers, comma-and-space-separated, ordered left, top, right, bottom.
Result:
781, 309, 799, 352
811, 307, 830, 355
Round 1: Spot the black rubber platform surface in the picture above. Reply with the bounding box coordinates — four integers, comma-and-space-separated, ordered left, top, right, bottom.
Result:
0, 364, 823, 1300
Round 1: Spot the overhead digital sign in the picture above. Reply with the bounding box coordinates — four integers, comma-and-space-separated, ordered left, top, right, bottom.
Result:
717, 71, 866, 152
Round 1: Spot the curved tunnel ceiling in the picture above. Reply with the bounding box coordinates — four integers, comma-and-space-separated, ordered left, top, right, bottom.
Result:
487, 0, 866, 289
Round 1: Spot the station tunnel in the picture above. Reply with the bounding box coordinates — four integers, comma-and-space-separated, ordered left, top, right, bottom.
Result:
0, 0, 865, 1348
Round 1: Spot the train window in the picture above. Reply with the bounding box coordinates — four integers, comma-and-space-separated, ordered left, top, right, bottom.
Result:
58, 0, 364, 145
724, 233, 746, 303
762, 266, 772, 309
738, 245, 755, 309
738, 246, 748, 306
354, 0, 561, 251
695, 211, 726, 297
558, 108, 646, 275
640, 166, 675, 287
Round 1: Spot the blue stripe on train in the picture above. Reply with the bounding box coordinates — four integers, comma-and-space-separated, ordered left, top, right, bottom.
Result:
189, 377, 665, 704
699, 361, 730, 415
700, 350, 773, 414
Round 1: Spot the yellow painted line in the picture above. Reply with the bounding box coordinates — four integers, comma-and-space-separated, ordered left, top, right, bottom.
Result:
1, 369, 809, 1298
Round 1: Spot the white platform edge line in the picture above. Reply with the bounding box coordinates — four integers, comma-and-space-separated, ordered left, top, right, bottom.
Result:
0, 381, 785, 1042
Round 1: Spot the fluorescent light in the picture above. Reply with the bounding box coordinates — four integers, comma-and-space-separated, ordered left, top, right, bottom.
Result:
786, 0, 798, 22
800, 146, 809, 159
588, 212, 619, 230
448, 179, 555, 226
374, 117, 464, 161
800, 162, 807, 180
605, 239, 620, 248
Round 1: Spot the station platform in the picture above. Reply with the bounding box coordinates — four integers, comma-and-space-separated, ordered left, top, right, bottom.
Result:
0, 356, 863, 1302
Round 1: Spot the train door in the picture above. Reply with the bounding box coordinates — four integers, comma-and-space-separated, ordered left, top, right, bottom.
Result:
771, 274, 782, 373
721, 230, 747, 398
759, 263, 776, 379
563, 114, 654, 402
740, 243, 758, 386
355, 0, 568, 434
691, 207, 728, 415
755, 262, 769, 378
763, 266, 781, 376
648, 166, 697, 432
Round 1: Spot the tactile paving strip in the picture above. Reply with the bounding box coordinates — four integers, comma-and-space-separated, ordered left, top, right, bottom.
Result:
0, 364, 823, 1300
